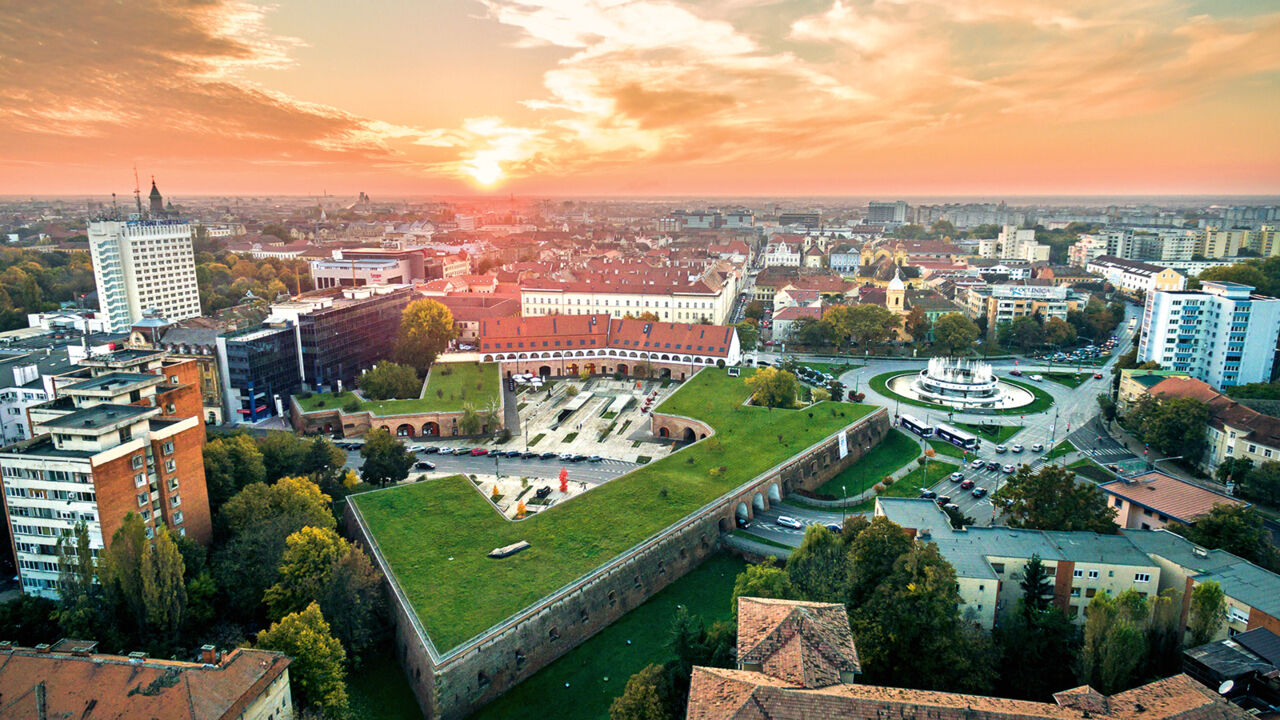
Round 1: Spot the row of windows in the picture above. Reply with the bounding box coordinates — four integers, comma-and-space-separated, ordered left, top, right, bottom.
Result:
1, 467, 91, 484
6, 486, 95, 502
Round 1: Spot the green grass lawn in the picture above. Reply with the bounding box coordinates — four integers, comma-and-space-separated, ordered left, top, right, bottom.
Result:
814, 430, 920, 498
469, 553, 745, 720
353, 369, 871, 652
927, 440, 967, 459
956, 422, 1023, 444
879, 460, 955, 500
869, 371, 1054, 416
1046, 440, 1075, 460
798, 361, 863, 377
348, 647, 425, 720
296, 362, 500, 416
1068, 458, 1117, 484
1040, 372, 1088, 388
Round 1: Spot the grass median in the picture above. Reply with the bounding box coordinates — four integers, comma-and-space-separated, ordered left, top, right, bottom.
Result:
353, 368, 872, 651
869, 371, 1055, 417
814, 429, 920, 498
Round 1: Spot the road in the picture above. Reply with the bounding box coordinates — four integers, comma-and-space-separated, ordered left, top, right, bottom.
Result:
341, 445, 639, 486
742, 503, 853, 547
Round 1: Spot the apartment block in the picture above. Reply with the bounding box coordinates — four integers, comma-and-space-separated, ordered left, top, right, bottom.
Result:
1136, 375, 1280, 475
1138, 281, 1280, 388
978, 225, 1050, 263
1087, 255, 1186, 297
522, 271, 735, 325
0, 348, 212, 598
964, 284, 1081, 327
87, 220, 201, 332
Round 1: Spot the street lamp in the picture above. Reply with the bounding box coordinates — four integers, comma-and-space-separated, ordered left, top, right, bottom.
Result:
841, 485, 847, 525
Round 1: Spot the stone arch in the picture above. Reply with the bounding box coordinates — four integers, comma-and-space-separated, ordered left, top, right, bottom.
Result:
584, 362, 596, 375
658, 426, 670, 438
552, 351, 563, 359
539, 365, 551, 377
422, 421, 440, 436
768, 483, 781, 503
575, 351, 585, 357
752, 492, 766, 512
661, 354, 671, 361
519, 353, 528, 360
617, 363, 629, 376
682, 355, 692, 363
396, 423, 415, 437
736, 501, 749, 521
483, 354, 493, 362
682, 427, 696, 443
717, 359, 726, 368
718, 517, 731, 533
659, 367, 672, 379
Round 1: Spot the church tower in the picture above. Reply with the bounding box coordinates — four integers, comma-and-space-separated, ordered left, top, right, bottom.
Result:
148, 178, 164, 216
886, 269, 905, 314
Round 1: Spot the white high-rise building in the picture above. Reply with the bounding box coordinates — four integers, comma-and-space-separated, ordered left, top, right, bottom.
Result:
88, 220, 201, 331
1138, 281, 1280, 389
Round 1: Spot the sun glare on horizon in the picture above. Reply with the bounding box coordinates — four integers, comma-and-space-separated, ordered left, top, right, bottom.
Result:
467, 160, 504, 188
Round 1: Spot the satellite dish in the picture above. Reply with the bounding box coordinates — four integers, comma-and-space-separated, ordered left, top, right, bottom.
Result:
1217, 680, 1234, 695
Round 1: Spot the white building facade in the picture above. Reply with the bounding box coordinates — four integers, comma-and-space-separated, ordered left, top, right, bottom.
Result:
1138, 281, 1280, 388
88, 220, 201, 331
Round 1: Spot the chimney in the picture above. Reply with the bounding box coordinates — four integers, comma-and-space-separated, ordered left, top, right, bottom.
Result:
35, 644, 51, 653
200, 644, 219, 664
128, 651, 147, 663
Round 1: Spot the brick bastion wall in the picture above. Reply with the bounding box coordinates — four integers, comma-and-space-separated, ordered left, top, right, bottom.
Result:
345, 405, 891, 719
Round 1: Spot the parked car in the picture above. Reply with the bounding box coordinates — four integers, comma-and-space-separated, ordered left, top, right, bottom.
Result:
1031, 443, 1044, 452
413, 461, 435, 470
935, 495, 952, 505
960, 479, 974, 489
470, 448, 488, 456
521, 451, 539, 459
971, 487, 987, 498
995, 445, 1007, 454
422, 446, 440, 454
588, 455, 604, 462
535, 486, 552, 499
559, 452, 575, 461
452, 447, 471, 455
950, 471, 964, 482
920, 489, 938, 499
775, 516, 803, 530
1011, 444, 1024, 453
971, 459, 985, 470
824, 523, 843, 534
539, 451, 557, 460
1002, 464, 1015, 473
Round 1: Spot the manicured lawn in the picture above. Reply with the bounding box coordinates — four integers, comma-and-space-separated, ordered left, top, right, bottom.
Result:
927, 440, 967, 459
1041, 372, 1088, 388
814, 429, 920, 498
1046, 440, 1075, 460
956, 422, 1023, 444
731, 530, 794, 551
1068, 458, 1116, 484
295, 362, 500, 416
879, 460, 956, 499
353, 369, 871, 652
469, 553, 745, 720
348, 647, 425, 720
869, 371, 1054, 416
799, 361, 864, 377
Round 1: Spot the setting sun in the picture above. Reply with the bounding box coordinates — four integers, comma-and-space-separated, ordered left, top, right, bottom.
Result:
467, 160, 504, 188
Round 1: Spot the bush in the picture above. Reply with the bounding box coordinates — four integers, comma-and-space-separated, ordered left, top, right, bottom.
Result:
316, 400, 325, 408
298, 391, 313, 400
873, 482, 886, 493
342, 399, 361, 413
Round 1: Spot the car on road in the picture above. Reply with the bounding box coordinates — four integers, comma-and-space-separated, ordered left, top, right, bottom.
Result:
413, 461, 435, 470
1031, 443, 1044, 452
824, 523, 843, 534
1002, 464, 1015, 473
571, 454, 589, 462
960, 479, 974, 489
421, 446, 440, 454
1093, 372, 1104, 379
535, 486, 552, 499
950, 471, 964, 482
502, 450, 521, 458
559, 452, 575, 461
1010, 369, 1022, 376
986, 461, 1001, 471
935, 495, 951, 505
452, 447, 471, 455
995, 445, 1007, 454
588, 455, 604, 462
971, 459, 985, 470
775, 516, 803, 530
920, 489, 937, 499
521, 451, 539, 459
470, 448, 488, 456
540, 451, 557, 460
735, 516, 751, 529
1011, 444, 1024, 453
1030, 374, 1044, 381
971, 487, 987, 498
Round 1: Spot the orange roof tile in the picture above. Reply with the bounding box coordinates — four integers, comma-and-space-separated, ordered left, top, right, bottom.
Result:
1100, 472, 1245, 523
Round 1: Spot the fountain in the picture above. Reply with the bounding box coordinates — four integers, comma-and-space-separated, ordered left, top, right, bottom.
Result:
885, 357, 1035, 410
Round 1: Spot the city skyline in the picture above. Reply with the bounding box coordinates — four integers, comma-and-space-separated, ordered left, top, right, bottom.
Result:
5, 0, 1280, 197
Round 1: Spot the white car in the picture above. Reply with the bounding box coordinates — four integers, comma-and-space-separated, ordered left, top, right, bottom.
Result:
971, 459, 985, 470
1031, 443, 1045, 452
1002, 464, 1015, 474
1030, 374, 1044, 381
775, 516, 804, 530
1011, 444, 1024, 453
950, 471, 964, 482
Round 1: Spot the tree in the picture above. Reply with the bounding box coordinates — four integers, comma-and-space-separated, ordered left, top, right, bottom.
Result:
265, 527, 351, 620
743, 301, 765, 322
734, 321, 758, 351
744, 367, 797, 408
393, 299, 456, 375
222, 476, 336, 536
202, 433, 266, 509
1018, 554, 1053, 616
1215, 457, 1254, 485
846, 515, 913, 607
785, 525, 848, 603
825, 304, 900, 349
319, 546, 386, 664
304, 436, 346, 475
1124, 396, 1210, 463
1096, 393, 1117, 424
730, 559, 795, 615
790, 316, 834, 346
931, 313, 980, 356
98, 512, 149, 636
140, 527, 187, 636
1042, 316, 1077, 347
359, 428, 414, 487
257, 603, 349, 717
995, 465, 1117, 533
609, 664, 669, 720
1240, 461, 1280, 506
1188, 581, 1227, 648
904, 306, 931, 342
458, 403, 483, 436
357, 361, 422, 400
0, 595, 61, 646
1081, 592, 1147, 694
258, 431, 311, 482
994, 588, 1079, 701
1168, 504, 1280, 570
997, 316, 1043, 351
56, 521, 95, 602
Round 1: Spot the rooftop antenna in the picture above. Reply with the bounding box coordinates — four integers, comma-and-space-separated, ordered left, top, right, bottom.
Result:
132, 165, 143, 216
111, 193, 118, 218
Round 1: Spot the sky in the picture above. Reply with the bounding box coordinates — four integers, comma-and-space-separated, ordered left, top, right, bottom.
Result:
2, 0, 1279, 197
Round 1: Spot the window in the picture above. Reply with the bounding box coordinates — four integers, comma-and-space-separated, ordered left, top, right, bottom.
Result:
1073, 569, 1083, 578
173, 510, 183, 524
165, 459, 176, 473
1113, 498, 1122, 507
170, 494, 181, 507
131, 455, 145, 470
1088, 570, 1099, 579
1134, 573, 1151, 583
162, 441, 174, 455
136, 492, 148, 507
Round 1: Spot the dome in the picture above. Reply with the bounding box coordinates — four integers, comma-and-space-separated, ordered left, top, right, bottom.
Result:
888, 269, 905, 291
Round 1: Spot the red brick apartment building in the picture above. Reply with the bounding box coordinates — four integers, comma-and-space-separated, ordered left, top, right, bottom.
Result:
0, 348, 211, 598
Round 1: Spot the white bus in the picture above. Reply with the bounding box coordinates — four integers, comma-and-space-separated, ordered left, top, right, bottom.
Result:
899, 414, 934, 439
934, 422, 980, 451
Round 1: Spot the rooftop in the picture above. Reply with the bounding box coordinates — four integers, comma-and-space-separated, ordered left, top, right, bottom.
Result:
37, 403, 156, 431
1100, 472, 1245, 524
62, 372, 160, 394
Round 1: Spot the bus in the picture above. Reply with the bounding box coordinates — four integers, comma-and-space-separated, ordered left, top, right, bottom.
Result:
934, 422, 980, 451
899, 414, 934, 438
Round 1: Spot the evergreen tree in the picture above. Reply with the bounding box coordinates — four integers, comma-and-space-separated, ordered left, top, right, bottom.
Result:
785, 525, 849, 603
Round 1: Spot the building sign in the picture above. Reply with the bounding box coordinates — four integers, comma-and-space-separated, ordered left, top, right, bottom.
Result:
838, 431, 848, 459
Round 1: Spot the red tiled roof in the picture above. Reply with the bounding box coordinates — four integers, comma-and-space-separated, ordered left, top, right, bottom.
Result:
1100, 472, 1245, 523
0, 646, 289, 720
1148, 377, 1280, 449
736, 598, 859, 688
477, 314, 735, 357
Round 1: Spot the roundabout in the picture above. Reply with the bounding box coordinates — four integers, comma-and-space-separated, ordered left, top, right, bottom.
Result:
868, 366, 1056, 417
887, 357, 1035, 410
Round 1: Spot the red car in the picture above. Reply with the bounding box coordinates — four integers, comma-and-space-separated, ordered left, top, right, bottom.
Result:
470, 448, 488, 456
1093, 373, 1103, 379
960, 479, 975, 489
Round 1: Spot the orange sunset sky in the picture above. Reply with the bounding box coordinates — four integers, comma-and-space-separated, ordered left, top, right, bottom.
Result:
3, 0, 1279, 197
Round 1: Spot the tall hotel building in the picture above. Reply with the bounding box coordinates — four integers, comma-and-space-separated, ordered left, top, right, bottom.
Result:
88, 219, 201, 331
1138, 281, 1280, 388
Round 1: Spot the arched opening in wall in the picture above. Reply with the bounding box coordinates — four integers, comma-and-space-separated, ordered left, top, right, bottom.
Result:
515, 649, 526, 667
736, 501, 749, 521
700, 534, 709, 550
478, 671, 490, 688
617, 364, 628, 376
580, 609, 589, 623
549, 627, 559, 641
718, 517, 731, 533
679, 547, 688, 561
539, 365, 551, 377
483, 355, 493, 362
768, 483, 781, 503
659, 427, 670, 438
682, 427, 696, 443
608, 590, 616, 607
659, 368, 672, 379
505, 370, 512, 378
698, 433, 706, 440
568, 363, 579, 375
422, 421, 440, 436
634, 575, 642, 589
396, 424, 415, 437
680, 372, 686, 380
380, 426, 390, 433
753, 492, 766, 513
585, 362, 596, 375
657, 560, 666, 576
717, 359, 726, 368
